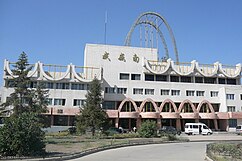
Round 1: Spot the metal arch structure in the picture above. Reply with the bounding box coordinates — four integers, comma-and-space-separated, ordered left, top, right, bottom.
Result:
124, 12, 179, 63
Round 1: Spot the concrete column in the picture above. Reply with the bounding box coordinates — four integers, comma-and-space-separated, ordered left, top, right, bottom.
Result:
51, 115, 54, 126
213, 119, 218, 131
67, 115, 70, 126
136, 117, 142, 129
176, 119, 181, 131
157, 118, 162, 129
115, 118, 119, 128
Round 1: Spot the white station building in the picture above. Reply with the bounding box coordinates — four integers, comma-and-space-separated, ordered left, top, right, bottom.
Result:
1, 43, 242, 131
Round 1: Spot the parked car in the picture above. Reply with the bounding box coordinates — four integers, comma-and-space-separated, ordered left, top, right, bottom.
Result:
185, 123, 212, 135
159, 126, 181, 135
236, 125, 242, 135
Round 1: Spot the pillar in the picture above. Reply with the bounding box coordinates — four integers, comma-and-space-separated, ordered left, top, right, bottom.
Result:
213, 119, 218, 131
115, 118, 119, 128
176, 119, 181, 131
157, 118, 162, 129
136, 117, 142, 129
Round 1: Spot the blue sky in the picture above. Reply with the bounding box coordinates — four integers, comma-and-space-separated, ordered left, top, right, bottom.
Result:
0, 0, 242, 85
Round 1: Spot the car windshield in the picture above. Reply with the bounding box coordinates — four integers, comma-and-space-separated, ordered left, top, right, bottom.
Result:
236, 126, 241, 129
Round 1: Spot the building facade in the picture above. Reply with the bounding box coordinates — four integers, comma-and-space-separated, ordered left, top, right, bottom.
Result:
1, 44, 242, 131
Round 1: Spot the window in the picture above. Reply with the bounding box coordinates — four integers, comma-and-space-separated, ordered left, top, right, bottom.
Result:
103, 101, 116, 110
218, 78, 225, 84
156, 75, 167, 81
210, 91, 218, 97
47, 98, 53, 105
45, 82, 54, 89
196, 91, 205, 96
145, 89, 154, 95
120, 73, 129, 80
161, 89, 169, 95
28, 81, 37, 88
71, 83, 85, 90
240, 94, 242, 100
227, 106, 235, 112
195, 77, 203, 83
181, 76, 192, 83
73, 99, 85, 106
54, 99, 66, 106
227, 79, 236, 85
226, 94, 235, 100
133, 88, 143, 95
105, 87, 116, 94
145, 74, 154, 81
170, 76, 179, 82
131, 74, 141, 80
5, 80, 15, 88
56, 83, 69, 89
171, 90, 180, 96
117, 88, 127, 94
228, 119, 237, 128
204, 77, 216, 84
186, 90, 195, 96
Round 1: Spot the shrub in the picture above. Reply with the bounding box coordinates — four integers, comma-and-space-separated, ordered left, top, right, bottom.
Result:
138, 120, 157, 138
0, 113, 45, 157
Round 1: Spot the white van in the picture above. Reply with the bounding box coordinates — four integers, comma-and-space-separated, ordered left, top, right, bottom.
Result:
185, 123, 213, 135
236, 125, 242, 135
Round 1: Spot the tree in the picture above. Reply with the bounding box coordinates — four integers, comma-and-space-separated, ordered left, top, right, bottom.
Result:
138, 120, 157, 138
0, 52, 47, 156
76, 77, 108, 136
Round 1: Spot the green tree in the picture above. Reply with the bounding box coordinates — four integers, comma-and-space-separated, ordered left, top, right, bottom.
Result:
0, 52, 47, 156
76, 77, 108, 136
138, 120, 157, 138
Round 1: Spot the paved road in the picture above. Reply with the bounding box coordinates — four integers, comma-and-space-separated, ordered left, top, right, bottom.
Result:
71, 142, 209, 161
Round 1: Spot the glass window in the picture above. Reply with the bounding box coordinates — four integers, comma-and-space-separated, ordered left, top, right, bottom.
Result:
56, 83, 69, 89
156, 75, 167, 82
227, 106, 235, 112
45, 82, 54, 89
181, 76, 192, 83
171, 90, 180, 96
47, 98, 53, 105
228, 119, 237, 127
218, 78, 225, 84
133, 88, 143, 95
195, 77, 203, 83
170, 76, 179, 82
204, 77, 216, 84
28, 81, 37, 88
196, 91, 205, 96
102, 101, 116, 110
105, 87, 116, 94
71, 83, 85, 90
145, 74, 154, 81
210, 91, 218, 97
161, 89, 169, 95
54, 99, 66, 106
73, 99, 85, 107
226, 94, 235, 100
240, 94, 242, 100
186, 90, 195, 96
117, 88, 127, 94
145, 89, 154, 95
120, 73, 129, 80
131, 74, 141, 80
227, 79, 236, 85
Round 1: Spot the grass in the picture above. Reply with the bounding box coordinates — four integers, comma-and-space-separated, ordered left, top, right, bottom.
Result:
45, 132, 188, 155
